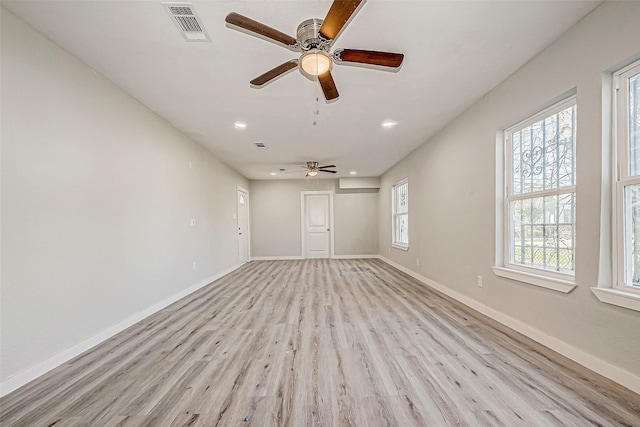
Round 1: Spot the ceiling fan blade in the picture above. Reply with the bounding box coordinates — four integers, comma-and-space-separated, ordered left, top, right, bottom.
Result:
334, 49, 404, 68
225, 12, 298, 47
318, 165, 336, 169
250, 60, 298, 87
319, 0, 363, 41
320, 169, 338, 173
318, 71, 339, 101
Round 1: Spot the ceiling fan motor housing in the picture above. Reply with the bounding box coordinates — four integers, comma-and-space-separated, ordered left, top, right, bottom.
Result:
297, 19, 329, 51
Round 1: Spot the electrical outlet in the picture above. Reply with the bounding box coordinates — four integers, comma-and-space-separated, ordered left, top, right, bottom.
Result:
416, 258, 420, 266
190, 218, 196, 227
388, 247, 391, 254
192, 262, 197, 270
477, 275, 483, 287
189, 161, 195, 170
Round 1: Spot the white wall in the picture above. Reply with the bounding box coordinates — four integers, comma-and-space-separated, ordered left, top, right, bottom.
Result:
0, 8, 248, 389
250, 179, 378, 258
379, 1, 640, 384
334, 191, 378, 255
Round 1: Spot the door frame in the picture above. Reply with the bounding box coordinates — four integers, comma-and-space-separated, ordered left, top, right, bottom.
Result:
237, 185, 251, 262
300, 191, 335, 259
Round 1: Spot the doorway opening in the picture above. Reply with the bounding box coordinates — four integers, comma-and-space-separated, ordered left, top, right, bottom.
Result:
237, 186, 250, 263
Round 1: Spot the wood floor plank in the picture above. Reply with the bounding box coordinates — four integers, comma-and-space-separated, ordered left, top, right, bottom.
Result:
1, 259, 639, 427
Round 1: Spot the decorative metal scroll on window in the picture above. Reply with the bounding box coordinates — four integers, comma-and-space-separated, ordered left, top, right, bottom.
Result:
509, 104, 576, 272
397, 184, 407, 211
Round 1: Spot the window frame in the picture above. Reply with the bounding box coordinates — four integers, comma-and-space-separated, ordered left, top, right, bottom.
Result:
392, 178, 409, 250
493, 95, 578, 293
613, 60, 640, 295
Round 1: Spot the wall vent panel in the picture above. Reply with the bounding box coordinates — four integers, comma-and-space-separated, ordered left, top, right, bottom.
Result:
163, 2, 210, 42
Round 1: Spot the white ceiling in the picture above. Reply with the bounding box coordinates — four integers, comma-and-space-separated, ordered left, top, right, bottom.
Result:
3, 0, 602, 180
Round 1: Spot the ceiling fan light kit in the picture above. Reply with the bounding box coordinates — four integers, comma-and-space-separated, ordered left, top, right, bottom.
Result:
225, 0, 404, 102
299, 49, 332, 78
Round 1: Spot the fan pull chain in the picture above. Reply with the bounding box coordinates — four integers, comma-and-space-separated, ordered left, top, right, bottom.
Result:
313, 88, 320, 126
313, 55, 320, 126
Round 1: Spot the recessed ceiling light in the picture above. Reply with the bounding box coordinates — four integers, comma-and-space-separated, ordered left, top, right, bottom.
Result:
270, 172, 277, 176
350, 171, 357, 175
234, 121, 247, 129
382, 120, 397, 128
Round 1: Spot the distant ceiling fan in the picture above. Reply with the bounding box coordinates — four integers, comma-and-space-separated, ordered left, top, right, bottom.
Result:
291, 161, 337, 177
225, 0, 404, 101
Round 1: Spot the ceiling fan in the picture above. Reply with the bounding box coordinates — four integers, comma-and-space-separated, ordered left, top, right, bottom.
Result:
225, 0, 404, 101
291, 161, 337, 177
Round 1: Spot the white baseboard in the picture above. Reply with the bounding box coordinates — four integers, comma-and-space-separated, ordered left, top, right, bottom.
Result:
378, 256, 640, 396
0, 263, 243, 397
332, 254, 379, 259
250, 255, 378, 261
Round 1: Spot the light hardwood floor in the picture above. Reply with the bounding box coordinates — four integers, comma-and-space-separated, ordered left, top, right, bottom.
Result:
1, 259, 639, 426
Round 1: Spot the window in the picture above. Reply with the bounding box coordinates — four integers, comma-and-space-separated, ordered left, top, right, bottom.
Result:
592, 60, 640, 312
614, 60, 640, 294
494, 96, 577, 292
392, 178, 408, 249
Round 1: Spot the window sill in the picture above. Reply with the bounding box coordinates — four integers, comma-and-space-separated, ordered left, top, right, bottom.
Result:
492, 266, 577, 293
591, 287, 640, 312
392, 244, 409, 251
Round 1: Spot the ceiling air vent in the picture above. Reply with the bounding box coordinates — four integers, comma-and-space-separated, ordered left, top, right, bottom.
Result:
163, 2, 210, 42
255, 142, 268, 148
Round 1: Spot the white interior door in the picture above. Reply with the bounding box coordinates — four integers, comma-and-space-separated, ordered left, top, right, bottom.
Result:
303, 193, 332, 259
237, 188, 249, 263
